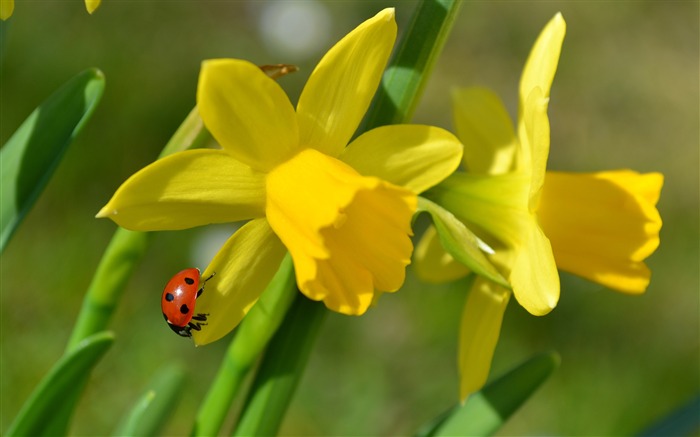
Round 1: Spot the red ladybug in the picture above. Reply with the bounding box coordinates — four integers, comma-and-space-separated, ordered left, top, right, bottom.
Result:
161, 268, 214, 338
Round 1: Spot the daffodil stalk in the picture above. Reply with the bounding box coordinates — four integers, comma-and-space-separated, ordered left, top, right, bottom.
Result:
414, 13, 663, 400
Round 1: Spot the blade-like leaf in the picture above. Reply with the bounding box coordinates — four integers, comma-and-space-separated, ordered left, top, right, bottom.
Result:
637, 395, 700, 437
6, 331, 115, 436
0, 68, 105, 252
417, 196, 509, 288
416, 352, 560, 437
114, 365, 187, 437
362, 0, 462, 129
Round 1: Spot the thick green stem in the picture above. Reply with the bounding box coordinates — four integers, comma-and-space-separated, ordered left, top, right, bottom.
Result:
232, 294, 327, 436
191, 255, 297, 437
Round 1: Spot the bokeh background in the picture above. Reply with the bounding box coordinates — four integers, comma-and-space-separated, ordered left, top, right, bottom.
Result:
1, 1, 698, 435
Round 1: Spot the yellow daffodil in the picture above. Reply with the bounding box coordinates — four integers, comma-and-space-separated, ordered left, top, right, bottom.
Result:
1, 0, 100, 20
97, 8, 463, 345
415, 13, 663, 399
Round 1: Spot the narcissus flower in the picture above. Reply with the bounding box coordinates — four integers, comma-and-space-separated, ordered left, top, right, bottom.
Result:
97, 8, 463, 345
414, 13, 663, 399
1, 0, 100, 20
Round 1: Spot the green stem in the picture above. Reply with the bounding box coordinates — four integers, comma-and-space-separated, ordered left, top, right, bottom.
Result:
232, 294, 327, 436
231, 0, 463, 434
362, 0, 463, 130
66, 106, 211, 351
191, 255, 297, 437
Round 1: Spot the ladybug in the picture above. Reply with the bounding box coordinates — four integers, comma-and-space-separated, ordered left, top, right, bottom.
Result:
161, 268, 214, 338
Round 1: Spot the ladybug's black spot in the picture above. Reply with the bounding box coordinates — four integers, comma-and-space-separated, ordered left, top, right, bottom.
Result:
165, 293, 175, 302
180, 304, 190, 314
184, 277, 195, 285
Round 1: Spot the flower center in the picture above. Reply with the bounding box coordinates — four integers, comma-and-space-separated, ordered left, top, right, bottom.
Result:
265, 148, 417, 315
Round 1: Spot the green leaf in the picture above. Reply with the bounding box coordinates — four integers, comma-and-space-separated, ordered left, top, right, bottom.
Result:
416, 352, 560, 437
114, 365, 187, 437
232, 294, 326, 436
362, 0, 462, 129
637, 395, 700, 437
191, 254, 297, 437
5, 332, 115, 437
417, 196, 510, 288
0, 68, 105, 253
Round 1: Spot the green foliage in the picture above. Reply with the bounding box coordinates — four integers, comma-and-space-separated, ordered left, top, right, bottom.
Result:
191, 255, 297, 437
636, 395, 700, 437
363, 0, 462, 128
113, 365, 187, 437
233, 295, 327, 436
5, 332, 115, 437
0, 68, 104, 252
416, 352, 560, 437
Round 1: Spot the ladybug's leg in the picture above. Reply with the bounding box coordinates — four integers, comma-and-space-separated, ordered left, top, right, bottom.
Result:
191, 313, 209, 322
196, 272, 215, 299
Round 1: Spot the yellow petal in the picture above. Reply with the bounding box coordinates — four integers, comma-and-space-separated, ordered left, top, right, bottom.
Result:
517, 86, 551, 209
197, 59, 300, 172
340, 124, 463, 193
413, 225, 470, 283
0, 0, 13, 20
458, 278, 510, 400
85, 0, 101, 14
266, 148, 416, 315
96, 149, 266, 231
519, 13, 566, 105
192, 218, 287, 346
509, 218, 560, 315
452, 87, 517, 175
297, 8, 397, 157
537, 171, 663, 293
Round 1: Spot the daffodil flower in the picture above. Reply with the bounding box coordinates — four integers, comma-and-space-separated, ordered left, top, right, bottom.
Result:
414, 13, 663, 399
0, 0, 100, 20
97, 8, 463, 345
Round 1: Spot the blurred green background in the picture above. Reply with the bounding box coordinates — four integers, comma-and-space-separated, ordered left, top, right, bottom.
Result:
1, 1, 698, 435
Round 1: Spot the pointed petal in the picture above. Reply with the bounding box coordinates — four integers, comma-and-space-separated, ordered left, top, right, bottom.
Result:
519, 13, 566, 104
192, 218, 287, 346
538, 171, 663, 293
340, 124, 462, 193
518, 87, 551, 209
0, 0, 13, 20
413, 225, 470, 283
85, 0, 101, 14
509, 218, 560, 316
96, 149, 266, 231
459, 278, 510, 400
297, 8, 397, 157
452, 87, 517, 175
197, 59, 300, 171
